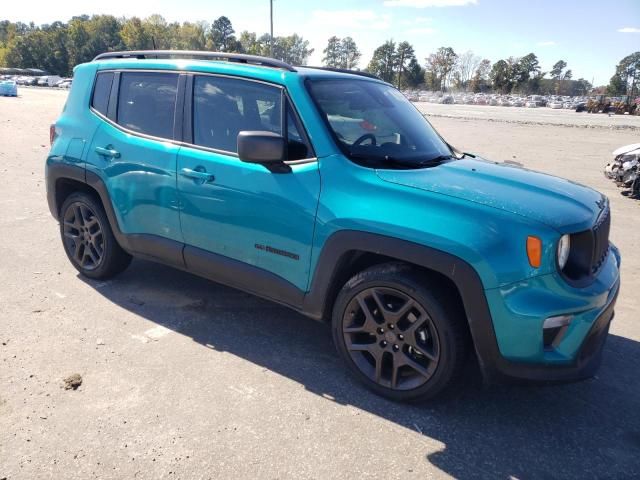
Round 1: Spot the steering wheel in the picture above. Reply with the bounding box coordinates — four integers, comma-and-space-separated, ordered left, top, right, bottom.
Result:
353, 133, 377, 147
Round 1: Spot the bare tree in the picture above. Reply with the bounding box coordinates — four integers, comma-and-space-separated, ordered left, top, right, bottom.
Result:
454, 50, 481, 91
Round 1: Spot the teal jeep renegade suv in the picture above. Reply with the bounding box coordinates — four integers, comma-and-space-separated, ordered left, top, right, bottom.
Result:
46, 51, 620, 401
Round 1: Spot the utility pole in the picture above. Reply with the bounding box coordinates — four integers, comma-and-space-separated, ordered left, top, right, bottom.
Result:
269, 0, 274, 57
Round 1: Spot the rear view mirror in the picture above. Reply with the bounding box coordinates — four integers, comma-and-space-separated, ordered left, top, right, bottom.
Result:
237, 131, 286, 165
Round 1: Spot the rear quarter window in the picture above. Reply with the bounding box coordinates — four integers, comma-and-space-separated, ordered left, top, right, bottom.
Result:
91, 72, 114, 116
116, 72, 178, 139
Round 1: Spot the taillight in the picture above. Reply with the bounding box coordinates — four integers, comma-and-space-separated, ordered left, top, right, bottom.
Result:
49, 124, 56, 146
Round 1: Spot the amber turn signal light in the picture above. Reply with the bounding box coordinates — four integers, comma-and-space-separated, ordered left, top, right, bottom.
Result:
526, 236, 542, 268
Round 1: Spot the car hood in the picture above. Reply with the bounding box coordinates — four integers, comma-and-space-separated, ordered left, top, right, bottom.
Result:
376, 158, 604, 232
613, 143, 640, 156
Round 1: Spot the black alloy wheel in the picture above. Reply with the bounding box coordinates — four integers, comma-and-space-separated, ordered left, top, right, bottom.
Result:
63, 201, 105, 271
59, 192, 131, 279
332, 263, 468, 402
342, 287, 440, 390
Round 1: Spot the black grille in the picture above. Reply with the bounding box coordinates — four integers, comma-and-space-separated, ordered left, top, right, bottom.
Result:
591, 206, 610, 274
561, 201, 610, 286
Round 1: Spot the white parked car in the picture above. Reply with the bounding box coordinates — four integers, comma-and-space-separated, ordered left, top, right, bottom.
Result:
548, 100, 564, 109
37, 75, 62, 87
525, 100, 538, 108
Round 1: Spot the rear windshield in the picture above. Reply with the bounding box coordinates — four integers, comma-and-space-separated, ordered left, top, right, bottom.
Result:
307, 79, 452, 168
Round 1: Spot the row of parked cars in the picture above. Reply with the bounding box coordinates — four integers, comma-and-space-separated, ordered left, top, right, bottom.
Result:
405, 91, 588, 110
0, 74, 72, 89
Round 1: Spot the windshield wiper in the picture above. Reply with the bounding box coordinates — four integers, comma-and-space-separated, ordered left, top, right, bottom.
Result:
416, 154, 455, 166
349, 151, 454, 168
349, 151, 424, 168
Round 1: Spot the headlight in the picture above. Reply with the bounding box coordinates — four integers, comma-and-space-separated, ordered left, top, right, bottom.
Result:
557, 234, 571, 270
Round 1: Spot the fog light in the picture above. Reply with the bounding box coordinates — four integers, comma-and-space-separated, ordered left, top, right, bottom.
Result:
543, 315, 573, 349
543, 315, 573, 329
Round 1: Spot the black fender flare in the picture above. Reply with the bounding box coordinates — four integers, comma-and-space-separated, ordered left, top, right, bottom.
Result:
301, 230, 500, 377
46, 162, 184, 268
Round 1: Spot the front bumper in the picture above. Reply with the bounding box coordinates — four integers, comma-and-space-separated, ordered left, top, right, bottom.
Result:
474, 244, 620, 383
481, 279, 618, 383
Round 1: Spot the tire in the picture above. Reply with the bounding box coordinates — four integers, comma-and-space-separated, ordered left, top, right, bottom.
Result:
59, 192, 131, 279
331, 262, 469, 402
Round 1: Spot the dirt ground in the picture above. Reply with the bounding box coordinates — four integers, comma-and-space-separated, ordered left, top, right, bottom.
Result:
1, 88, 639, 479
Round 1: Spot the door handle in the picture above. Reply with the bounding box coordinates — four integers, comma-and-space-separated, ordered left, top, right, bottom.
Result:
95, 146, 120, 158
180, 167, 215, 184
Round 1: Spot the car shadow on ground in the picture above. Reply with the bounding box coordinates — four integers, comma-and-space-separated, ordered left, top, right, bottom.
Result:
80, 259, 640, 479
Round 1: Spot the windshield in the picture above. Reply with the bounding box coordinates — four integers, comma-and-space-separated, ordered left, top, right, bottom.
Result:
307, 79, 452, 167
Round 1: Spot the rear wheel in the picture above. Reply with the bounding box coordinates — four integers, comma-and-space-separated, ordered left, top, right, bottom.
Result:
59, 192, 131, 279
332, 263, 469, 402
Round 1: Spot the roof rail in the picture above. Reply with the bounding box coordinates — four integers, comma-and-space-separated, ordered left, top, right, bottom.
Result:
92, 50, 297, 72
303, 66, 382, 80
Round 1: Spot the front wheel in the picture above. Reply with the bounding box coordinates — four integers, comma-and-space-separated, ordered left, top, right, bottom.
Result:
332, 263, 469, 402
59, 192, 131, 279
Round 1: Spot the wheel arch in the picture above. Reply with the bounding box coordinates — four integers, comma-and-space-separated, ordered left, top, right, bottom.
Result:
302, 231, 500, 376
47, 162, 126, 248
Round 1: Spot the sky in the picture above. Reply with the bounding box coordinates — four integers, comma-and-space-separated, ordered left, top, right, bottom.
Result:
2, 0, 639, 85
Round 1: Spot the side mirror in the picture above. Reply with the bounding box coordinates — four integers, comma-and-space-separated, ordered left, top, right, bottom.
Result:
237, 131, 286, 165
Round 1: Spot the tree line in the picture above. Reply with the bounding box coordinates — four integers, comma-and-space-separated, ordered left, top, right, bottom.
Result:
1, 14, 638, 96
366, 41, 597, 96
0, 15, 313, 76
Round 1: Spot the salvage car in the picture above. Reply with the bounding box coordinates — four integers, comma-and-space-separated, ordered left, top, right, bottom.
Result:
46, 50, 620, 402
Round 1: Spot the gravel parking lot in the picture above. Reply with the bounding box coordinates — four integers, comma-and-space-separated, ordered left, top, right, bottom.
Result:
1, 88, 639, 480
416, 101, 640, 129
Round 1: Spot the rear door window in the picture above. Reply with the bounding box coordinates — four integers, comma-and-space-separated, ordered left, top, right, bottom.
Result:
117, 72, 178, 139
91, 72, 114, 116
193, 76, 282, 153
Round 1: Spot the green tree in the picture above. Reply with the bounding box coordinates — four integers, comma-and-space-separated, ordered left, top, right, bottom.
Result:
424, 47, 457, 91
120, 17, 152, 49
469, 58, 491, 92
490, 59, 512, 93
607, 73, 627, 95
608, 52, 640, 96
514, 53, 542, 92
238, 31, 266, 55
269, 34, 313, 65
550, 60, 567, 79
323, 36, 341, 67
210, 16, 241, 52
340, 37, 361, 69
173, 22, 207, 50
404, 57, 424, 88
395, 41, 416, 88
367, 40, 396, 83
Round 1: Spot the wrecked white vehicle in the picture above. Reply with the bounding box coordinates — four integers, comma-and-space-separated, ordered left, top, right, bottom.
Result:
605, 143, 640, 196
